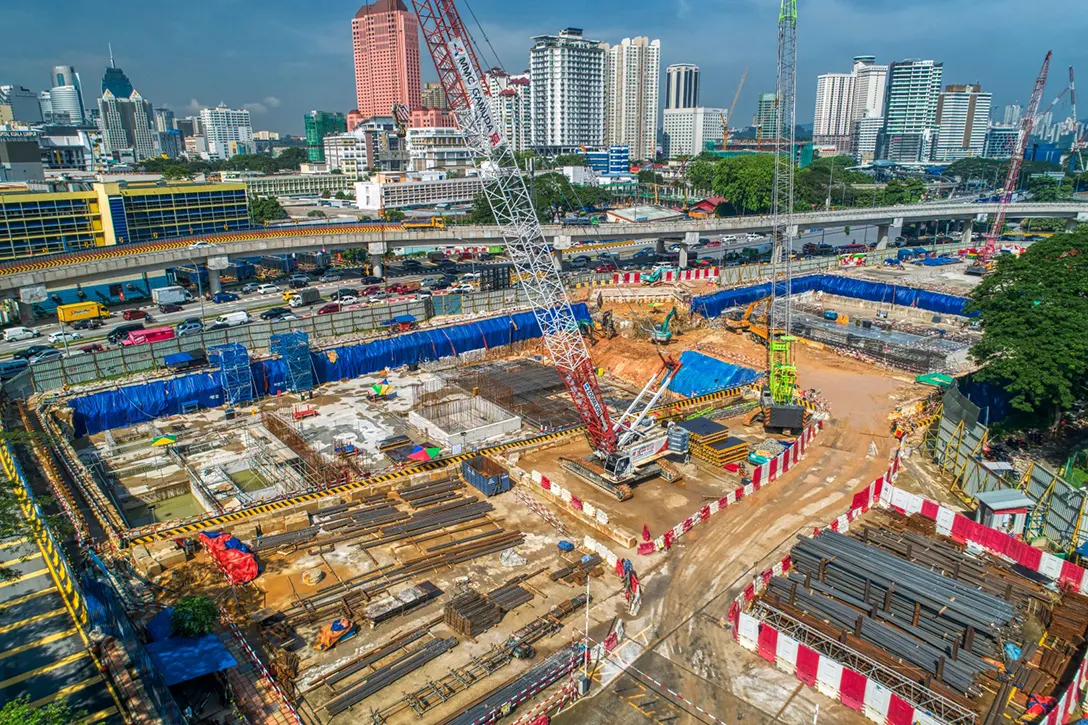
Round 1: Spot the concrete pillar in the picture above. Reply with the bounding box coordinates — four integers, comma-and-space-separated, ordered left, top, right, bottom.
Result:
1067, 217, 1080, 232
678, 246, 689, 268
207, 266, 222, 295
369, 254, 384, 280
961, 220, 973, 246
18, 301, 34, 325
679, 231, 698, 269
876, 223, 890, 249
551, 248, 564, 272
655, 239, 666, 256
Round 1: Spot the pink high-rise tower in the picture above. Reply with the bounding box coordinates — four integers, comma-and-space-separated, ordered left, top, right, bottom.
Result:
352, 0, 422, 118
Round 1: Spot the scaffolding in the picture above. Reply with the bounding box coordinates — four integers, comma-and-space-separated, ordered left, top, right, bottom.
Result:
270, 331, 315, 394
209, 343, 256, 406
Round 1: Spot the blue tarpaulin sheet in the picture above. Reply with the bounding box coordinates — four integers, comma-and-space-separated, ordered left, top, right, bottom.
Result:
669, 351, 762, 397
68, 304, 590, 436
145, 633, 238, 686
691, 275, 971, 319
163, 352, 194, 366
146, 608, 175, 642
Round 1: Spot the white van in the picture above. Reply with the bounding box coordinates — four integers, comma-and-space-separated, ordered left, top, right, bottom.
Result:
3, 326, 40, 342
214, 311, 250, 327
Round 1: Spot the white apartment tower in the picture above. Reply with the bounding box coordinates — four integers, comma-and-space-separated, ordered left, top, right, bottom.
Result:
813, 73, 855, 144
601, 37, 660, 161
934, 83, 992, 161
878, 59, 944, 163
529, 28, 605, 153
199, 105, 254, 160
662, 107, 726, 157
665, 64, 699, 110
484, 69, 532, 152
851, 56, 887, 121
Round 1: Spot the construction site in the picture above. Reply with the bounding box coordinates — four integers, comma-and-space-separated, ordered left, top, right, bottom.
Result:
8, 4, 1086, 725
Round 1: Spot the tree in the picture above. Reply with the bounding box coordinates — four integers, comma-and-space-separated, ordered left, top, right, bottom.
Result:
331, 168, 343, 174
307, 210, 327, 218
320, 190, 331, 199
1027, 176, 1068, 202
711, 155, 776, 214
467, 191, 495, 224
383, 209, 406, 221
0, 694, 83, 725
513, 150, 541, 171
172, 595, 219, 637
1022, 217, 1070, 232
687, 159, 717, 190
553, 153, 587, 167
334, 190, 349, 200
275, 146, 307, 170
161, 165, 191, 181
637, 169, 664, 184
966, 228, 1088, 431
249, 195, 287, 224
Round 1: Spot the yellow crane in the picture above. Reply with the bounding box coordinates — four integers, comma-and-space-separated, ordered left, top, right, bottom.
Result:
721, 66, 748, 151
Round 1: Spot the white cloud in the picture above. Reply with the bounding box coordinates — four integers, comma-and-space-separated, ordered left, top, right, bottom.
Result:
243, 96, 281, 114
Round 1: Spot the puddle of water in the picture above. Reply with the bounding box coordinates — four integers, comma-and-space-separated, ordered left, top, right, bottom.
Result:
230, 469, 270, 492
128, 492, 205, 526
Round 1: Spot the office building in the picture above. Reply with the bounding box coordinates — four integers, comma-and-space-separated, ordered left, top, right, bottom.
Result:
601, 37, 660, 161
101, 52, 134, 98
220, 172, 355, 198
0, 131, 44, 182
410, 108, 453, 128
199, 105, 254, 159
154, 108, 176, 132
97, 89, 157, 161
665, 64, 699, 110
175, 116, 199, 138
325, 117, 408, 175
38, 91, 53, 121
38, 126, 96, 171
484, 70, 531, 152
586, 146, 631, 177
49, 65, 86, 123
755, 93, 777, 137
530, 28, 606, 153
157, 130, 183, 159
0, 181, 249, 260
0, 86, 44, 124
983, 126, 1019, 159
323, 132, 370, 177
813, 72, 855, 146
933, 83, 991, 161
406, 127, 473, 172
851, 56, 887, 122
850, 116, 884, 162
1003, 103, 1022, 126
662, 107, 726, 157
355, 173, 482, 211
877, 59, 943, 163
352, 0, 422, 117
422, 82, 447, 110
304, 111, 347, 162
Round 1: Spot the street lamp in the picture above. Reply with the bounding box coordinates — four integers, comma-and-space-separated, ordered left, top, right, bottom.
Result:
187, 254, 208, 345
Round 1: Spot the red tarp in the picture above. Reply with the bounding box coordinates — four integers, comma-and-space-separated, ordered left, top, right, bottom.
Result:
839, 668, 866, 711
795, 645, 819, 686
199, 532, 258, 584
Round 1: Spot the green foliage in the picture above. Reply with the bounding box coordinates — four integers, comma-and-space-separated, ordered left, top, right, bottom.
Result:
468, 173, 612, 224
711, 155, 776, 214
172, 595, 219, 637
383, 209, 406, 221
306, 210, 327, 218
967, 229, 1088, 431
249, 195, 287, 224
468, 192, 495, 225
553, 153, 588, 167
513, 150, 540, 171
320, 190, 331, 199
334, 190, 349, 200
1027, 176, 1070, 202
0, 694, 84, 725
638, 168, 664, 184
139, 146, 307, 176
161, 165, 192, 181
1022, 217, 1070, 232
686, 159, 717, 190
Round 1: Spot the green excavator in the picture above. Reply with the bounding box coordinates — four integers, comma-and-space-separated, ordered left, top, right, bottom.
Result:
650, 307, 677, 344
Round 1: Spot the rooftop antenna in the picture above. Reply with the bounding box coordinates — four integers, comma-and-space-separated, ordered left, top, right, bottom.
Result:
109, 43, 115, 68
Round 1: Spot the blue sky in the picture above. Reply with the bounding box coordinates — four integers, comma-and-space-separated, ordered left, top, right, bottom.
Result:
3, 0, 1085, 135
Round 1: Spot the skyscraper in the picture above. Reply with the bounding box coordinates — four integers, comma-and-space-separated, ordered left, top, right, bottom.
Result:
97, 89, 156, 160
755, 93, 778, 138
154, 108, 176, 133
50, 65, 86, 124
602, 37, 660, 161
813, 73, 855, 143
665, 64, 699, 110
422, 82, 447, 110
101, 48, 134, 98
850, 56, 887, 122
877, 59, 943, 163
304, 111, 347, 162
485, 70, 532, 152
663, 107, 726, 157
199, 105, 254, 160
529, 28, 605, 153
0, 86, 43, 123
1003, 103, 1022, 126
352, 0, 421, 118
933, 83, 992, 161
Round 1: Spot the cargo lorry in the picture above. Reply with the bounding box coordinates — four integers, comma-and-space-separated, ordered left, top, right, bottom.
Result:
151, 286, 194, 306
287, 287, 322, 308
56, 302, 110, 324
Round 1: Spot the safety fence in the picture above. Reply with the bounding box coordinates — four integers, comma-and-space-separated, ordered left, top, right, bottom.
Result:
929, 386, 1087, 553
728, 449, 1088, 725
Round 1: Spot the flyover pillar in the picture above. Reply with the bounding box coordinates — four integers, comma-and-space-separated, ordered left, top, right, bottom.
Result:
207, 266, 222, 295
368, 241, 387, 279
876, 223, 890, 249
961, 220, 973, 246
1068, 217, 1081, 232
679, 231, 699, 269
553, 235, 572, 272
655, 239, 666, 256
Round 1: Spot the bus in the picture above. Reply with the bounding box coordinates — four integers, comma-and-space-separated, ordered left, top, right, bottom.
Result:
838, 243, 869, 254
402, 217, 446, 230
121, 326, 176, 346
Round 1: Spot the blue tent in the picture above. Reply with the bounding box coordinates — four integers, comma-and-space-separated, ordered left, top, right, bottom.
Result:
145, 634, 238, 686
669, 351, 762, 397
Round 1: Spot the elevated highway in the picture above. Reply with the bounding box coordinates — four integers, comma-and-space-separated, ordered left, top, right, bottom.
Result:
0, 202, 1083, 293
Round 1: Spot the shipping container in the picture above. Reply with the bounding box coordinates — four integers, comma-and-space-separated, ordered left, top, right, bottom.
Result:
461, 456, 511, 497
57, 301, 110, 323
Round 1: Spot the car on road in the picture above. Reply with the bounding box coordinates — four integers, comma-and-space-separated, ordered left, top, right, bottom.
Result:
330, 288, 358, 300
477, 252, 495, 261
569, 255, 592, 268
335, 295, 359, 305
367, 291, 390, 303
214, 311, 249, 327
122, 309, 150, 321
420, 277, 441, 287
260, 307, 293, 321
449, 283, 475, 294
188, 241, 214, 249
256, 283, 280, 295
176, 319, 204, 337
29, 348, 64, 364
745, 233, 764, 242
720, 235, 738, 243
12, 344, 52, 360
207, 322, 230, 331
159, 302, 184, 314
386, 283, 415, 294
429, 280, 451, 291
77, 343, 105, 354
594, 263, 618, 273
360, 285, 383, 296
288, 278, 310, 289
240, 283, 261, 294
71, 318, 103, 331
212, 292, 240, 304
318, 272, 342, 283
317, 303, 342, 315
401, 259, 424, 270
0, 359, 29, 380
48, 330, 81, 343
705, 240, 722, 247
359, 275, 383, 285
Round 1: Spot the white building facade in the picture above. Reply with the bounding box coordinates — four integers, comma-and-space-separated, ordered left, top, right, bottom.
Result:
878, 59, 944, 163
529, 28, 605, 154
484, 70, 532, 152
662, 107, 726, 157
406, 126, 474, 172
602, 37, 660, 161
851, 56, 888, 122
199, 105, 254, 160
97, 89, 157, 160
664, 64, 699, 110
813, 72, 855, 147
934, 83, 992, 161
355, 175, 483, 211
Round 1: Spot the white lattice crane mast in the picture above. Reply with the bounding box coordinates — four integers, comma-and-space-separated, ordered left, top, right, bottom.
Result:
410, 0, 618, 452
983, 51, 1052, 262
768, 0, 797, 340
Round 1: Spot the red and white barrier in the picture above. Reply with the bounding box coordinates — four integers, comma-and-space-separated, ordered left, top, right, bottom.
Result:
727, 449, 1088, 725
611, 267, 720, 285
639, 422, 824, 555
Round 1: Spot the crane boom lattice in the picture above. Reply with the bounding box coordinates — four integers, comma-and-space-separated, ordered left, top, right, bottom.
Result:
410, 0, 618, 452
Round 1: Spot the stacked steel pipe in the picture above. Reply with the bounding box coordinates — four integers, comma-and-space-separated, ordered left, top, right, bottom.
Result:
444, 590, 502, 637
323, 637, 458, 716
